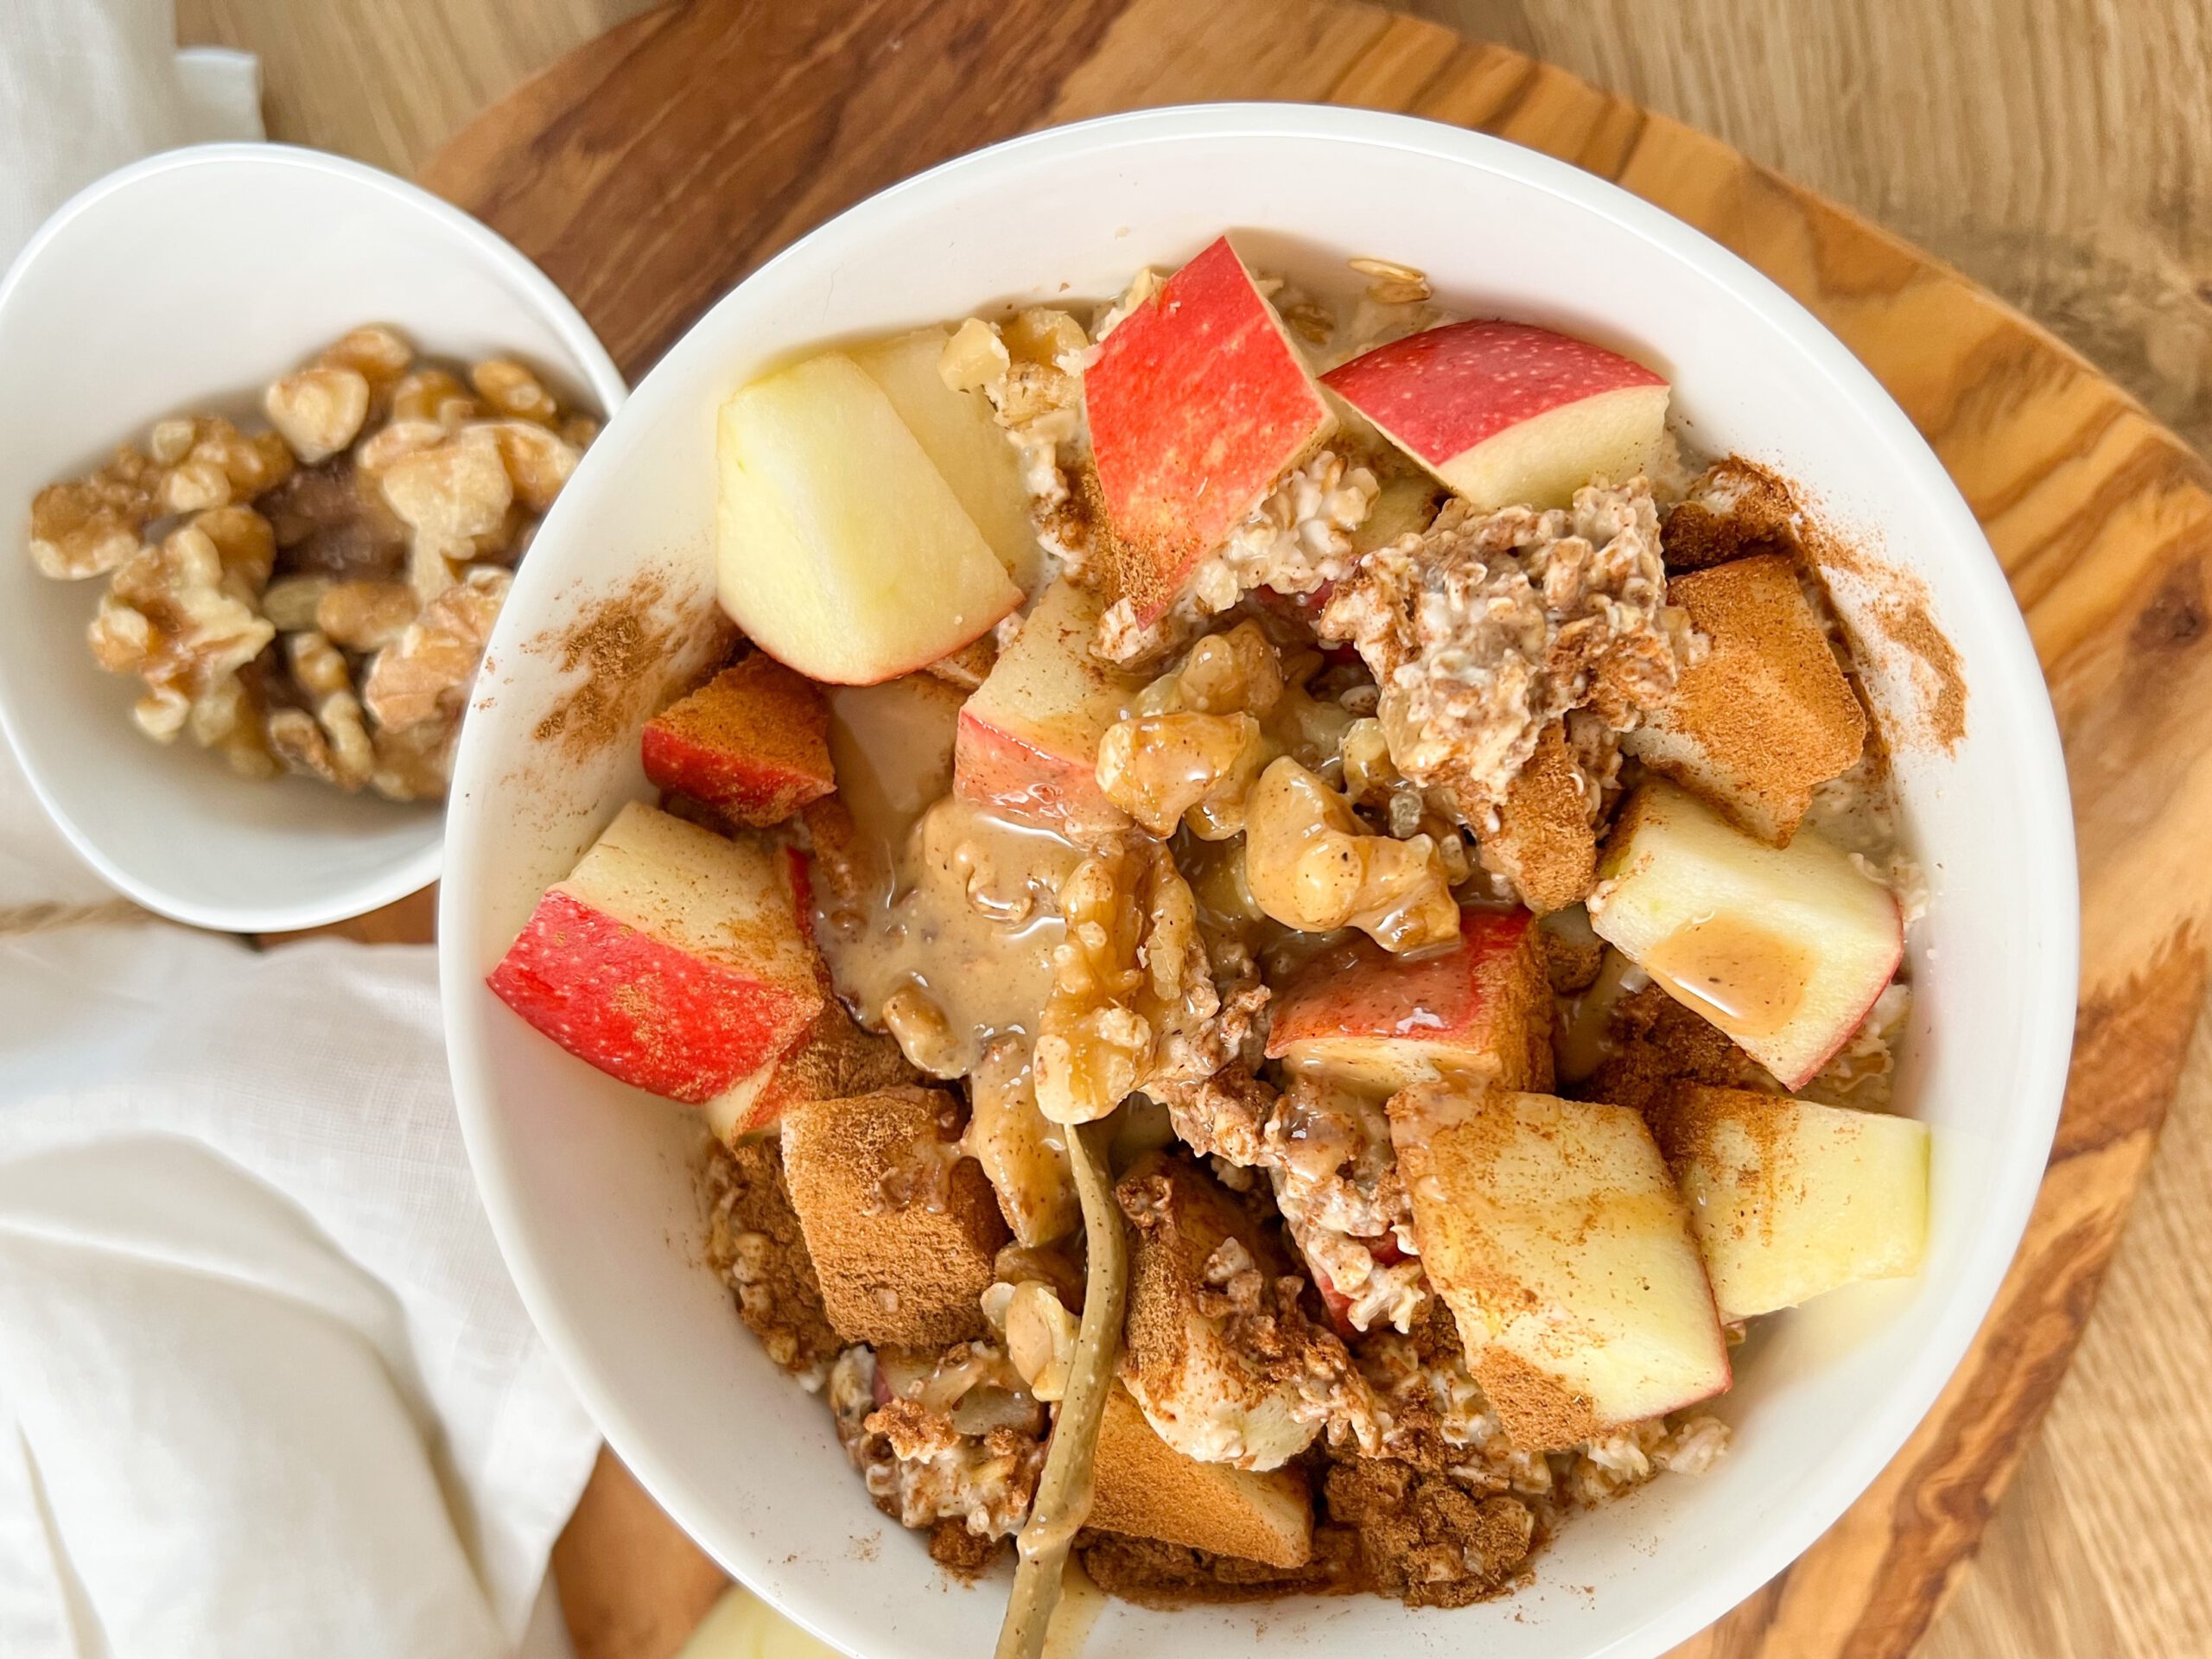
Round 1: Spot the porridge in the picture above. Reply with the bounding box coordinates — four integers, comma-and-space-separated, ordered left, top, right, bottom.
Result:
485, 236, 1929, 1647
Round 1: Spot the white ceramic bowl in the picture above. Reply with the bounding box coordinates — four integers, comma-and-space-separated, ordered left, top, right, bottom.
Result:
441, 106, 2077, 1659
0, 143, 625, 931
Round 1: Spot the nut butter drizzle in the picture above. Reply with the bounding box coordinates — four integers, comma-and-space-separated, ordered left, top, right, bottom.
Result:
996, 1114, 1126, 1659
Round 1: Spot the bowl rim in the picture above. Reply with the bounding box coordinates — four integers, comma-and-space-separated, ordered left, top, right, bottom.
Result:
441, 101, 2080, 1658
0, 140, 628, 933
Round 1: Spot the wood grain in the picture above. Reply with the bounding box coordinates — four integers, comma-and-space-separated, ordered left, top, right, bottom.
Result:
175, 2, 2212, 1655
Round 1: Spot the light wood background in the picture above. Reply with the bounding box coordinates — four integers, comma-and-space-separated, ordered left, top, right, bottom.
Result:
170, 3, 2212, 1657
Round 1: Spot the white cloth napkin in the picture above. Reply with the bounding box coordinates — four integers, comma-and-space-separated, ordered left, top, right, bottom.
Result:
0, 4, 602, 1656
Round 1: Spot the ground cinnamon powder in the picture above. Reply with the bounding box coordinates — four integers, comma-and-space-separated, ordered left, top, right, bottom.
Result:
527, 569, 696, 760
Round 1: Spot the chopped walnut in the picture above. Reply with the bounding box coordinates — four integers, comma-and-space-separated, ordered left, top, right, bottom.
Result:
264, 365, 370, 463
29, 448, 160, 579
95, 519, 276, 747
149, 416, 293, 515
939, 308, 1085, 516
315, 579, 418, 652
471, 359, 561, 425
1033, 838, 1220, 1124
1096, 621, 1287, 838
378, 426, 515, 601
318, 326, 414, 391
362, 564, 510, 733
1319, 478, 1694, 818
1241, 757, 1458, 953
486, 419, 582, 514
367, 715, 457, 804
390, 368, 480, 429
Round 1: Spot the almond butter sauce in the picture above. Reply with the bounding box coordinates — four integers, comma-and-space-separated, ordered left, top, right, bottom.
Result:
1642, 912, 1814, 1041
815, 680, 1085, 1079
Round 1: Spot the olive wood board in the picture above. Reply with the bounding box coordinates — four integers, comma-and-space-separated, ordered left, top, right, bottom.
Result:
289, 2, 2212, 1655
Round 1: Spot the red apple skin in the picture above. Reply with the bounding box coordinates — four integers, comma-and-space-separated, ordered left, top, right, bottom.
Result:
639, 656, 835, 826
951, 578, 1144, 833
1085, 235, 1332, 622
1322, 320, 1664, 473
953, 712, 1119, 831
488, 888, 820, 1104
1267, 907, 1553, 1093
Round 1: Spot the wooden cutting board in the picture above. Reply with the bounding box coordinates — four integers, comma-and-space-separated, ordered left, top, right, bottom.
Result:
376, 1, 2212, 1653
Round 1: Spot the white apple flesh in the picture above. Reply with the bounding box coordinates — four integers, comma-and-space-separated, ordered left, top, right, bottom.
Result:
715, 352, 1020, 684
1586, 780, 1904, 1090
1649, 1084, 1929, 1322
848, 325, 1042, 594
1389, 1085, 1732, 1449
1323, 319, 1669, 513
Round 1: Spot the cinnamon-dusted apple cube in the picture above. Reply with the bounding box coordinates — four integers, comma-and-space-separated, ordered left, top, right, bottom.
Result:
1266, 907, 1554, 1096
1388, 1086, 1731, 1450
1622, 554, 1866, 844
1117, 1153, 1319, 1471
703, 1001, 918, 1141
779, 1085, 1008, 1347
1085, 236, 1332, 622
640, 653, 834, 826
715, 352, 1021, 684
1088, 1383, 1314, 1568
1649, 1084, 1929, 1322
486, 802, 824, 1104
952, 577, 1147, 832
1323, 320, 1669, 512
1478, 720, 1597, 914
1587, 781, 1903, 1091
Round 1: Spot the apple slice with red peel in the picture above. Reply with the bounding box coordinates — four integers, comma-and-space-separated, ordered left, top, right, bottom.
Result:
848, 325, 1041, 594
488, 802, 825, 1103
1085, 235, 1333, 622
1323, 320, 1669, 512
1389, 1085, 1732, 1449
640, 654, 834, 826
715, 351, 1021, 684
953, 576, 1147, 833
704, 1001, 917, 1141
1649, 1084, 1929, 1323
1586, 780, 1904, 1090
1266, 907, 1554, 1096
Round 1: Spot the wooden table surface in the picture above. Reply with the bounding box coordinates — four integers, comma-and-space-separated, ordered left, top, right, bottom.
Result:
171, 4, 2212, 1657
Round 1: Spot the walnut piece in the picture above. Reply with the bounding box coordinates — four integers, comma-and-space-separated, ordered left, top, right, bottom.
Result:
29, 447, 160, 579
362, 564, 510, 733
1033, 839, 1220, 1125
378, 426, 515, 600
149, 416, 293, 515
315, 579, 418, 652
1241, 757, 1458, 953
264, 365, 371, 463
92, 517, 276, 752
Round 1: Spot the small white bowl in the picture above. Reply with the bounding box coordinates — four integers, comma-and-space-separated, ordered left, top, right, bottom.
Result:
442, 107, 2077, 1659
0, 143, 625, 932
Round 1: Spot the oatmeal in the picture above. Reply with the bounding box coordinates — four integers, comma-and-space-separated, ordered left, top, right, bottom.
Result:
487, 233, 1936, 1643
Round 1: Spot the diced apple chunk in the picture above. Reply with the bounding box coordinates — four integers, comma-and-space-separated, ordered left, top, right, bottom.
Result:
1649, 1084, 1929, 1322
1117, 1153, 1319, 1471
640, 653, 835, 826
715, 352, 1021, 684
1586, 780, 1903, 1090
1085, 236, 1332, 622
1388, 1086, 1731, 1449
1622, 554, 1867, 844
1323, 320, 1669, 513
703, 1001, 917, 1141
1267, 907, 1554, 1096
953, 577, 1147, 832
849, 325, 1041, 594
1479, 720, 1597, 914
487, 802, 824, 1103
1088, 1384, 1314, 1568
779, 1085, 1007, 1348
